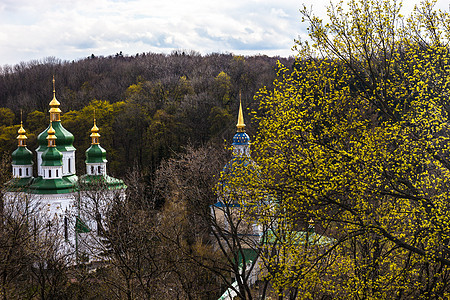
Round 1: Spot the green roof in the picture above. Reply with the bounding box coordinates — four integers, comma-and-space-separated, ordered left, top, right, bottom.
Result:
237, 248, 258, 266
12, 146, 33, 165
85, 144, 107, 164
28, 175, 78, 194
5, 177, 35, 191
37, 121, 75, 152
41, 147, 63, 166
78, 174, 126, 190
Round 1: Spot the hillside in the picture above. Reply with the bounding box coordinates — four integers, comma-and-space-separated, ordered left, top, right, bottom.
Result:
0, 52, 294, 176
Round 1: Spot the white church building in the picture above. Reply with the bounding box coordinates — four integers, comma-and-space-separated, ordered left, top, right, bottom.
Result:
5, 78, 126, 262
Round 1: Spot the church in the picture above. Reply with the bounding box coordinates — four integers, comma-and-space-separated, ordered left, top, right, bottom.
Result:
5, 78, 126, 260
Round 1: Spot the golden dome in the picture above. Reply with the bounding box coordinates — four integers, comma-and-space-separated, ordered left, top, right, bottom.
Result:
49, 96, 61, 108
47, 122, 56, 140
18, 123, 26, 135
46, 122, 57, 147
90, 118, 100, 144
91, 121, 99, 134
17, 123, 27, 138
49, 76, 61, 121
17, 121, 27, 146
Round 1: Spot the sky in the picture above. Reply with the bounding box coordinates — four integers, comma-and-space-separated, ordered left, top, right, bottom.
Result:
0, 0, 449, 67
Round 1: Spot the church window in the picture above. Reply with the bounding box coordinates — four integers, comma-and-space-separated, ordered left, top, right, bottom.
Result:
64, 217, 68, 241
49, 170, 51, 178
91, 166, 94, 174
26, 168, 29, 176
56, 169, 59, 177
98, 166, 101, 174
68, 158, 71, 173
19, 168, 22, 176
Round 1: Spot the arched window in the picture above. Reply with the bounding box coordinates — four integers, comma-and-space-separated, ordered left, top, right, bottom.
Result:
98, 166, 101, 174
49, 170, 51, 178
64, 217, 68, 241
26, 168, 29, 176
68, 158, 71, 173
91, 166, 94, 174
19, 168, 22, 176
56, 169, 59, 177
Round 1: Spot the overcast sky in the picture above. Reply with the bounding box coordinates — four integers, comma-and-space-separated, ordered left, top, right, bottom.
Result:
0, 0, 449, 67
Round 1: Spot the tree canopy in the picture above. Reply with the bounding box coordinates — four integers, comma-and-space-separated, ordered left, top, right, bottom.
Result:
245, 0, 450, 298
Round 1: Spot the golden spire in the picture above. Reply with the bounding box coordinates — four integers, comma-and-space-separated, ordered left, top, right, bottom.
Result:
236, 90, 246, 132
90, 111, 100, 145
47, 121, 57, 147
49, 75, 61, 121
17, 110, 27, 146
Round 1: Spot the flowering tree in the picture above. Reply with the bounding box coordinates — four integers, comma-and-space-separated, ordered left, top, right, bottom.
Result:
248, 0, 450, 298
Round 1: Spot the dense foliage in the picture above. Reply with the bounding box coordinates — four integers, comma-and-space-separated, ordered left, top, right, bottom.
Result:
0, 52, 294, 177
4, 0, 450, 298
242, 0, 450, 298
0, 51, 298, 299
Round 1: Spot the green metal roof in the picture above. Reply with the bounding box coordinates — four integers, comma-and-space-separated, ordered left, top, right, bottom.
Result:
12, 146, 33, 165
28, 175, 78, 194
85, 144, 107, 164
8, 172, 127, 195
237, 248, 258, 266
41, 147, 63, 166
4, 177, 35, 191
78, 174, 126, 190
37, 121, 75, 152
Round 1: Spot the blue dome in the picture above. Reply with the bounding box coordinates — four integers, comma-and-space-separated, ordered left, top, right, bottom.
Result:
232, 132, 250, 145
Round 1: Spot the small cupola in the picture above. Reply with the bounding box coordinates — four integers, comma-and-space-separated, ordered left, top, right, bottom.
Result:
90, 117, 100, 145
11, 117, 33, 178
41, 122, 63, 179
49, 76, 61, 122
85, 116, 107, 176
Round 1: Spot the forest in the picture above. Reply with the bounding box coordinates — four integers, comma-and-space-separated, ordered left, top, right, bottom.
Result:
0, 51, 294, 178
4, 0, 450, 299
0, 51, 295, 299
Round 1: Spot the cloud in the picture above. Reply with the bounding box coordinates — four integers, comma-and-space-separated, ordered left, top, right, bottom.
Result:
0, 0, 303, 65
1, 0, 448, 66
